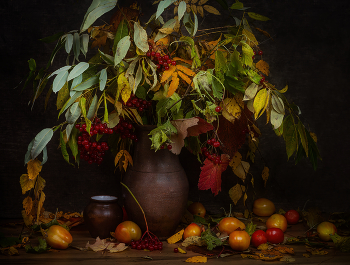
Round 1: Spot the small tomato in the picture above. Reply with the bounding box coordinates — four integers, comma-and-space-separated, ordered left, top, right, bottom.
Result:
317, 221, 337, 241
229, 230, 250, 251
46, 225, 73, 250
218, 217, 246, 234
284, 210, 300, 225
266, 228, 284, 244
253, 198, 276, 217
266, 214, 288, 232
183, 223, 201, 239
115, 221, 141, 244
187, 202, 206, 218
251, 230, 267, 248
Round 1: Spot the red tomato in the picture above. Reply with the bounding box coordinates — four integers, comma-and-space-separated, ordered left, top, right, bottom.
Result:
251, 230, 267, 248
218, 217, 246, 234
183, 223, 202, 239
253, 198, 276, 217
284, 210, 300, 225
188, 202, 206, 218
229, 230, 250, 251
317, 221, 337, 241
266, 228, 284, 244
46, 225, 73, 249
266, 214, 288, 232
115, 221, 141, 244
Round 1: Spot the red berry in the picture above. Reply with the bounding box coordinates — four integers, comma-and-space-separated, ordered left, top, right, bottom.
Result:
253, 51, 257, 55
164, 66, 169, 70
214, 158, 220, 164
167, 59, 172, 64
171, 60, 176, 66
157, 64, 161, 69
204, 151, 210, 157
146, 52, 151, 57
163, 62, 168, 67
75, 124, 80, 129
149, 45, 153, 51
164, 55, 169, 60
155, 52, 160, 57
151, 51, 156, 57
159, 60, 164, 65
258, 50, 263, 55
167, 145, 172, 150
207, 139, 212, 145
174, 248, 178, 253
260, 76, 265, 84
215, 106, 222, 112
160, 145, 165, 149
213, 141, 220, 148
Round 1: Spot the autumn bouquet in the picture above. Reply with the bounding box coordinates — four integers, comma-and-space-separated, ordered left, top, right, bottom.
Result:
22, 0, 320, 215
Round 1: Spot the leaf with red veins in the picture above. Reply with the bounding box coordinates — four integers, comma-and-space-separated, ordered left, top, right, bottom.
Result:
198, 154, 230, 196
170, 117, 199, 155
187, 117, 214, 137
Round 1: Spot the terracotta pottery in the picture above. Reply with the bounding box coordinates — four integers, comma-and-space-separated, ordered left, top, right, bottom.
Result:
122, 125, 189, 239
83, 195, 123, 239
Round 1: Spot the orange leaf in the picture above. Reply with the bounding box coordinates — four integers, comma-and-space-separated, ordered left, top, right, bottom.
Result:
198, 154, 230, 196
23, 196, 33, 215
178, 71, 194, 87
160, 65, 176, 83
173, 57, 192, 65
167, 72, 179, 97
167, 229, 185, 244
185, 256, 207, 263
27, 159, 42, 180
256, 60, 270, 76
176, 64, 195, 77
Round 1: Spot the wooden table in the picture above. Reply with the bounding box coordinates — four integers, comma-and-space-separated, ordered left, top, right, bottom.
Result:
1, 220, 349, 264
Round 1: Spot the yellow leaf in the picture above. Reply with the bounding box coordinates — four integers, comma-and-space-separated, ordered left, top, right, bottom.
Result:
114, 150, 124, 167
23, 196, 33, 215
229, 184, 243, 205
20, 174, 35, 194
37, 191, 45, 223
203, 5, 220, 15
229, 152, 242, 170
178, 247, 187, 254
161, 65, 177, 83
310, 132, 317, 142
167, 72, 180, 97
303, 253, 310, 258
176, 64, 196, 77
233, 161, 250, 181
178, 71, 194, 87
22, 210, 33, 227
173, 57, 192, 65
118, 73, 131, 104
243, 192, 248, 207
222, 97, 241, 123
242, 29, 258, 47
127, 108, 144, 125
27, 159, 42, 180
256, 60, 270, 76
262, 166, 269, 187
174, 6, 178, 15
155, 35, 170, 47
198, 0, 209, 5
115, 101, 123, 115
167, 229, 184, 244
258, 243, 270, 250
34, 176, 46, 199
197, 5, 204, 17
185, 256, 207, 263
253, 88, 267, 119
244, 209, 249, 218
124, 150, 133, 166
159, 27, 174, 34
278, 84, 288, 93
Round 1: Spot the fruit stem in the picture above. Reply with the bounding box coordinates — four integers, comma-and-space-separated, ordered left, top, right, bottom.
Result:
120, 182, 149, 232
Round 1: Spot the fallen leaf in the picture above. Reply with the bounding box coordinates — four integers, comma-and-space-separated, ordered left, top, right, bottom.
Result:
182, 236, 206, 247
178, 247, 187, 253
167, 229, 185, 244
109, 243, 128, 253
185, 255, 208, 263
280, 255, 295, 262
303, 253, 310, 258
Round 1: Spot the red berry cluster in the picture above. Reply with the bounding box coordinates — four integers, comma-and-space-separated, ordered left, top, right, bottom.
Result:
201, 138, 222, 165
130, 238, 163, 251
77, 131, 108, 165
146, 45, 176, 71
252, 50, 263, 60
75, 117, 114, 136
113, 117, 138, 141
125, 94, 152, 113
160, 144, 172, 150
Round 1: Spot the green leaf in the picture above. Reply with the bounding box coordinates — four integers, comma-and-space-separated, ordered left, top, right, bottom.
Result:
270, 108, 284, 129
230, 1, 243, 10
297, 121, 308, 156
65, 102, 81, 124
87, 94, 98, 120
40, 32, 65, 43
114, 35, 131, 65
113, 19, 128, 55
72, 76, 99, 91
80, 0, 118, 32
65, 34, 73, 53
247, 69, 262, 84
224, 75, 245, 94
68, 127, 79, 162
305, 129, 321, 170
0, 233, 21, 248
245, 221, 256, 237
132, 63, 143, 94
71, 74, 83, 90
98, 49, 114, 65
133, 21, 149, 53
103, 92, 109, 123
59, 91, 83, 118
25, 238, 50, 254
28, 58, 36, 71
149, 120, 177, 150
156, 0, 176, 19
49, 65, 72, 78
330, 233, 350, 252
31, 128, 54, 161
229, 49, 244, 75
271, 94, 285, 114
46, 39, 65, 69
215, 0, 229, 10
201, 225, 223, 250
215, 50, 227, 82
247, 12, 270, 21
60, 131, 70, 164
99, 68, 107, 91
178, 1, 186, 21
179, 36, 201, 68
241, 42, 254, 66
211, 74, 224, 100
67, 62, 89, 81
52, 70, 69, 93
80, 34, 89, 57
283, 115, 298, 159
73, 32, 80, 61
295, 143, 306, 165
135, 86, 147, 100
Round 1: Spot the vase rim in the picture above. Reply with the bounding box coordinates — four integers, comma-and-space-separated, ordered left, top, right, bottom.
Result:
90, 195, 118, 201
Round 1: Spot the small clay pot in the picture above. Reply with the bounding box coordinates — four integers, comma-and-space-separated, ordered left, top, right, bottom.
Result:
83, 195, 123, 239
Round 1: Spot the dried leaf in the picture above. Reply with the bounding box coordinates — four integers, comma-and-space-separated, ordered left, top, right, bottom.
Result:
22, 210, 33, 227
23, 196, 33, 215
303, 253, 310, 258
198, 0, 209, 5
109, 243, 128, 253
203, 5, 220, 15
185, 256, 208, 263
170, 117, 199, 155
198, 154, 230, 196
36, 191, 45, 222
229, 184, 243, 205
229, 152, 242, 170
167, 229, 185, 244
222, 97, 242, 123
20, 174, 35, 194
256, 60, 270, 76
191, 4, 197, 14
27, 159, 42, 180
178, 247, 187, 253
306, 247, 328, 255
233, 161, 250, 181
182, 236, 206, 247
279, 255, 295, 262
186, 117, 214, 136
197, 5, 204, 17
167, 72, 180, 97
262, 166, 269, 187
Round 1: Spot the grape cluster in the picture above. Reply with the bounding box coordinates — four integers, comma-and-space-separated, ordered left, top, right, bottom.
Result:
146, 45, 176, 72
125, 94, 152, 113
130, 237, 163, 251
201, 138, 222, 165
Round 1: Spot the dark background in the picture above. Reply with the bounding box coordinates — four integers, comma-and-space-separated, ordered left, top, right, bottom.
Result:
1, 0, 349, 219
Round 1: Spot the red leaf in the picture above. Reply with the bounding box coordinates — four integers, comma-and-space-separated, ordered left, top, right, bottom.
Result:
198, 154, 230, 196
187, 117, 214, 137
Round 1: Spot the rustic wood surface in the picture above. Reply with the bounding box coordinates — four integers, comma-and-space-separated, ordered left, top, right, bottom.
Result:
1, 219, 349, 265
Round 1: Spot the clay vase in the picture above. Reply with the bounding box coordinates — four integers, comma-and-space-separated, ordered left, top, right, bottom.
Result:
122, 125, 189, 239
83, 195, 123, 239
